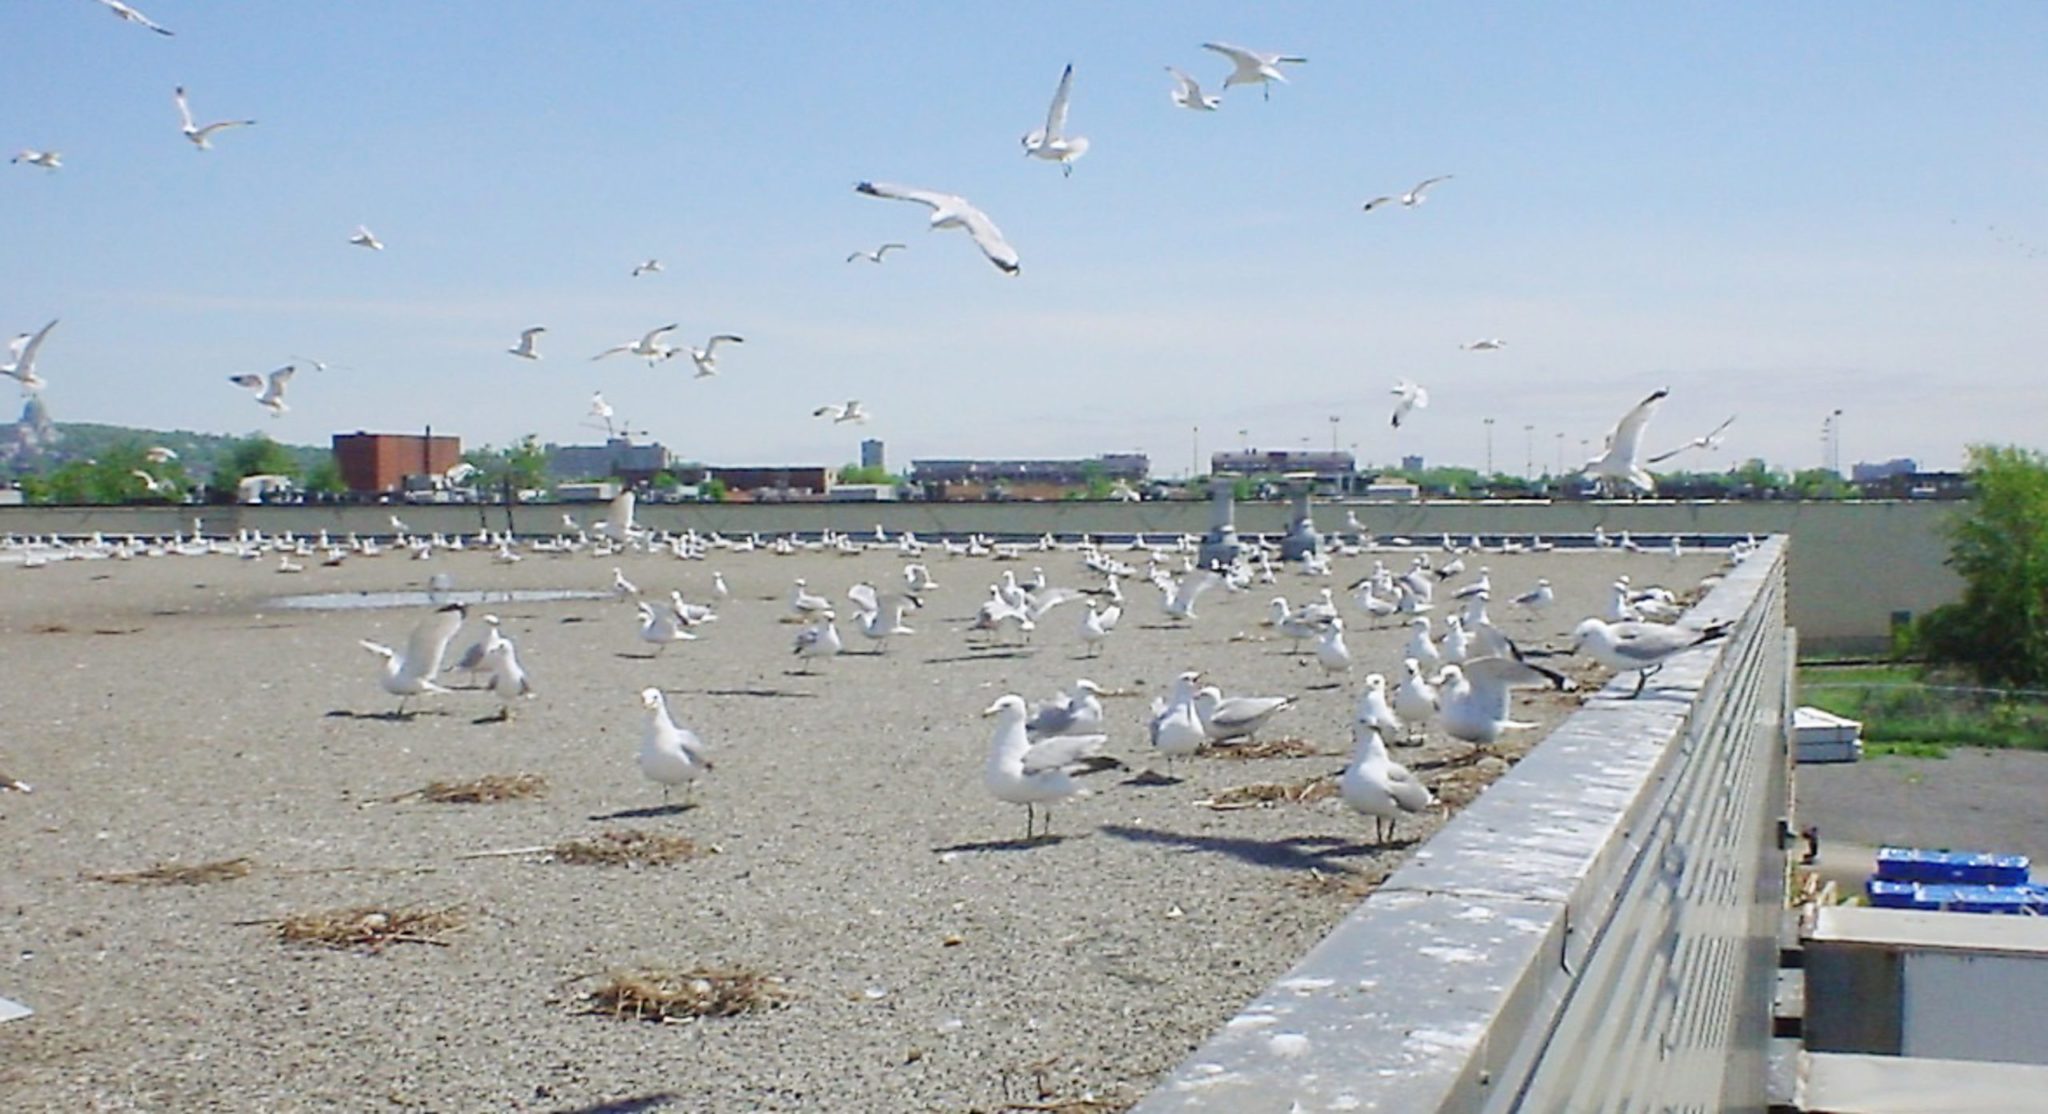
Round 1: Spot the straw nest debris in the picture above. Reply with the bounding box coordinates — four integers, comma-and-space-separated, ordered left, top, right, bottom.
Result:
552, 830, 704, 867
1198, 774, 1339, 810
1426, 754, 1513, 810
1292, 865, 1392, 901
580, 967, 790, 1022
402, 773, 549, 804
1205, 737, 1324, 761
89, 857, 254, 886
274, 905, 468, 951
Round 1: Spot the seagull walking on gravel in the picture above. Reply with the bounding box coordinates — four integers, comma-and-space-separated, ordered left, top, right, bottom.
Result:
1194, 687, 1297, 744
1077, 600, 1120, 656
507, 326, 546, 360
359, 603, 466, 716
635, 601, 696, 652
1391, 379, 1429, 428
1201, 42, 1307, 100
11, 150, 61, 171
983, 694, 1112, 840
1026, 679, 1107, 741
638, 688, 710, 806
2, 319, 58, 395
481, 640, 534, 721
792, 611, 843, 671
846, 243, 907, 264
1022, 64, 1090, 177
592, 323, 679, 364
95, 0, 174, 35
855, 181, 1020, 275
227, 365, 294, 417
1341, 726, 1435, 845
1147, 671, 1209, 772
1392, 659, 1438, 743
684, 335, 743, 378
173, 86, 255, 150
348, 225, 383, 251
812, 400, 869, 424
1165, 66, 1221, 110
1362, 175, 1452, 211
1580, 387, 1670, 494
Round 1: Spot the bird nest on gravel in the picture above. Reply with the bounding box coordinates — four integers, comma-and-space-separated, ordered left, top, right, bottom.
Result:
1199, 774, 1340, 809
580, 967, 790, 1022
551, 829, 703, 867
90, 857, 254, 886
1204, 737, 1324, 760
405, 773, 549, 803
275, 905, 467, 951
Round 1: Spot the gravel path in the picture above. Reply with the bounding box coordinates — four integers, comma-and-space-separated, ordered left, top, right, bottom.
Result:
0, 540, 1724, 1111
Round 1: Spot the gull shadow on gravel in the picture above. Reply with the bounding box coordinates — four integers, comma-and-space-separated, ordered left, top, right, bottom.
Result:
1122, 770, 1184, 787
1100, 824, 1380, 872
548, 1093, 680, 1114
923, 650, 1034, 664
691, 688, 819, 699
934, 834, 1075, 854
324, 709, 445, 722
588, 803, 697, 821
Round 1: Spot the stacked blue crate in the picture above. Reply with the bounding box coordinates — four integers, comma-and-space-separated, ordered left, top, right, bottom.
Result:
1864, 847, 2045, 914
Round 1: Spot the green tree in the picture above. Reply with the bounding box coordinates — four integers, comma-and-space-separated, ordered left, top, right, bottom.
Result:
1912, 445, 2048, 686
1788, 468, 1855, 500
462, 434, 549, 499
303, 458, 346, 496
210, 434, 302, 496
20, 441, 189, 504
701, 476, 729, 502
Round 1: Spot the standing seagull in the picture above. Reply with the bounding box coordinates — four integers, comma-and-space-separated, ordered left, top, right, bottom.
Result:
855, 182, 1020, 275
1, 319, 58, 395
1341, 726, 1435, 845
1362, 175, 1453, 211
228, 365, 295, 417
638, 688, 711, 807
592, 323, 679, 364
95, 0, 174, 35
1021, 64, 1089, 177
1570, 617, 1731, 697
348, 225, 383, 251
982, 694, 1110, 840
507, 326, 546, 360
1390, 379, 1429, 428
1579, 388, 1670, 494
1165, 66, 1221, 111
10, 150, 61, 171
173, 87, 255, 150
1201, 42, 1307, 100
684, 335, 744, 378
846, 243, 907, 264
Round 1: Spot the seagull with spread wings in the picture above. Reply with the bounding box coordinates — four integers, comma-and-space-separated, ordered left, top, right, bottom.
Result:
507, 326, 546, 360
174, 86, 255, 150
846, 243, 906, 264
592, 323, 679, 364
812, 400, 869, 424
348, 225, 383, 251
854, 182, 1019, 275
1648, 415, 1738, 464
684, 335, 744, 378
1580, 388, 1670, 493
11, 150, 61, 171
1, 319, 58, 395
1165, 66, 1221, 111
1022, 64, 1089, 177
1390, 379, 1429, 428
228, 365, 295, 417
95, 0, 174, 35
1201, 42, 1307, 100
1362, 175, 1453, 211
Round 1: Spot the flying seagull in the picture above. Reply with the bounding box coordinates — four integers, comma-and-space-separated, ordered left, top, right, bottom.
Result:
1580, 388, 1670, 493
854, 182, 1019, 275
507, 326, 546, 360
1201, 42, 1307, 100
1, 319, 58, 395
1165, 66, 1221, 111
592, 323, 679, 364
684, 335, 744, 378
812, 400, 870, 424
10, 150, 61, 171
631, 259, 663, 277
1021, 64, 1089, 177
348, 225, 383, 251
1648, 415, 1738, 464
95, 0, 173, 35
846, 243, 907, 264
1460, 338, 1505, 351
1390, 379, 1429, 428
173, 86, 256, 150
228, 365, 295, 417
1362, 176, 1453, 211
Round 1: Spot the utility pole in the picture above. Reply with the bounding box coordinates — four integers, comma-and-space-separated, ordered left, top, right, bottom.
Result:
1554, 431, 1564, 477
1483, 417, 1495, 475
1524, 424, 1535, 479
1192, 425, 1200, 480
1329, 415, 1340, 453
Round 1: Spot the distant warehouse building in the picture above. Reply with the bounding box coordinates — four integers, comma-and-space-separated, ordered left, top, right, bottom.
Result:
546, 438, 674, 487
668, 465, 834, 501
911, 453, 1149, 501
333, 431, 461, 495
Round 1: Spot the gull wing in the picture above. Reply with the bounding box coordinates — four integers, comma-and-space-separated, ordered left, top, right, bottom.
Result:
957, 204, 1019, 274
404, 604, 468, 679
855, 180, 951, 213
704, 334, 743, 353
1603, 388, 1670, 468
227, 373, 263, 391
1202, 41, 1258, 67
1209, 695, 1292, 731
591, 343, 634, 361
1409, 175, 1453, 198
1166, 66, 1202, 100
173, 86, 196, 131
1027, 586, 1085, 621
259, 365, 295, 405
1044, 64, 1075, 140
1020, 733, 1107, 774
638, 323, 679, 349
194, 120, 255, 142
11, 319, 57, 373
1361, 196, 1394, 211
1171, 568, 1223, 612
846, 582, 879, 615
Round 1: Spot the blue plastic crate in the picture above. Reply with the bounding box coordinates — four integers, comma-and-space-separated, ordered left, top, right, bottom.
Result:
1865, 879, 2048, 914
1866, 879, 1921, 908
1875, 846, 2031, 886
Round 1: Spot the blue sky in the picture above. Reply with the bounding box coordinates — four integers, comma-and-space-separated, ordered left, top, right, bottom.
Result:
5, 1, 2044, 476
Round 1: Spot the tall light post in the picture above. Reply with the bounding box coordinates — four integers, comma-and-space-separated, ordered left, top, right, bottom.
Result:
1829, 409, 1844, 475
1329, 415, 1340, 453
1554, 432, 1564, 477
1192, 424, 1200, 480
1483, 417, 1495, 475
1238, 427, 1249, 451
1524, 424, 1535, 479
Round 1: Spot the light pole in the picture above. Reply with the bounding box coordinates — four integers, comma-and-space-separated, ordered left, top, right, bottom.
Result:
1829, 409, 1844, 475
1329, 415, 1340, 453
1238, 428, 1249, 451
1524, 424, 1535, 479
1483, 417, 1495, 475
1192, 425, 1201, 479
1554, 432, 1564, 477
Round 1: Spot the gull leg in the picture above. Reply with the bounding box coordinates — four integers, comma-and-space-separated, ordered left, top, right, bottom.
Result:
1024, 803, 1036, 841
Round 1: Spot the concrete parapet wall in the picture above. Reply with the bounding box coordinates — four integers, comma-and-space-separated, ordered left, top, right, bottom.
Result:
0, 500, 1944, 650
1134, 539, 1792, 1112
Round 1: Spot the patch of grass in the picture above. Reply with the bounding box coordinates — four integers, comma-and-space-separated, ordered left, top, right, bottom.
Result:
275, 905, 467, 951
1798, 665, 2048, 752
90, 857, 254, 886
580, 967, 790, 1022
1866, 741, 1951, 759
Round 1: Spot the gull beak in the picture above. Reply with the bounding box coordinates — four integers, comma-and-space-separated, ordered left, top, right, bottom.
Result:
982, 701, 1004, 717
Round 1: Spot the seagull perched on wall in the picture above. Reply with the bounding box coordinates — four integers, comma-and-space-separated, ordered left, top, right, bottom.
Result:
227, 365, 294, 417
1570, 617, 1731, 697
1021, 64, 1090, 177
1201, 42, 1307, 100
855, 182, 1020, 275
1165, 66, 1221, 111
173, 86, 255, 150
1580, 388, 1670, 494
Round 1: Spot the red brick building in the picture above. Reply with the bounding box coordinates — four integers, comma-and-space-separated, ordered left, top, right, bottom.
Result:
333, 431, 462, 495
